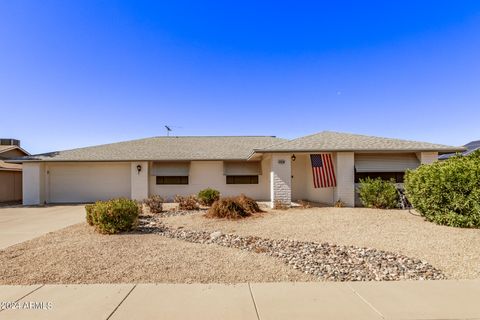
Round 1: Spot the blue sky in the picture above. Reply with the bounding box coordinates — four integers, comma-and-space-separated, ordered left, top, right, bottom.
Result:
1, 1, 479, 154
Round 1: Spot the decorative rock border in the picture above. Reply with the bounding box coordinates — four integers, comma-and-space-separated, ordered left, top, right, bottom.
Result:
138, 215, 445, 281
144, 209, 205, 218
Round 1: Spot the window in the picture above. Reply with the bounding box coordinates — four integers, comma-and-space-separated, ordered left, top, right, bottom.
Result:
156, 176, 189, 185
354, 172, 405, 183
226, 175, 259, 184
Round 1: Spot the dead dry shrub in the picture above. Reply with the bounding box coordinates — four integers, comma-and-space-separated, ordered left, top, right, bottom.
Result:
273, 200, 290, 210
235, 194, 263, 214
206, 197, 250, 219
174, 195, 199, 211
334, 200, 346, 208
297, 200, 312, 209
143, 195, 164, 213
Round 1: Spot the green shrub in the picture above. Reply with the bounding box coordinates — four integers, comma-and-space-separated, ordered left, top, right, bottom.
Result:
143, 195, 164, 213
404, 151, 480, 228
197, 188, 220, 206
87, 198, 140, 234
206, 197, 250, 219
174, 195, 199, 210
85, 204, 95, 226
358, 177, 399, 209
235, 194, 263, 214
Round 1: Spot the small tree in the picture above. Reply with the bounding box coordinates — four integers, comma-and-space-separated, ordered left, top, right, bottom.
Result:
358, 177, 399, 209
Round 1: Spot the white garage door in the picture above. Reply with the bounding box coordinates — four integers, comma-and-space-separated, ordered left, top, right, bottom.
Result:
48, 163, 131, 203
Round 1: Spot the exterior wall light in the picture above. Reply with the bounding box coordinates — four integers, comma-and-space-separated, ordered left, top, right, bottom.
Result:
291, 154, 296, 161
136, 164, 142, 174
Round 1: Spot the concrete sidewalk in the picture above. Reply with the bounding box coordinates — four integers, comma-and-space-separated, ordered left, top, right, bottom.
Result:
1, 280, 479, 319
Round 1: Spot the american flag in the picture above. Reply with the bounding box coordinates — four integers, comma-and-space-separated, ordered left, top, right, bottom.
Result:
310, 154, 336, 188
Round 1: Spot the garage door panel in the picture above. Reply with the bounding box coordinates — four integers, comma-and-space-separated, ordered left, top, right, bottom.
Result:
48, 163, 131, 203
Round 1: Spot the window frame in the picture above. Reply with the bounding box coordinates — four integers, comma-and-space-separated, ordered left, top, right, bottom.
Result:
226, 175, 259, 184
155, 176, 189, 185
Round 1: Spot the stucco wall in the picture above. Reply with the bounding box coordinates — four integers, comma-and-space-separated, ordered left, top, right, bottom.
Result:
417, 152, 439, 164
150, 159, 271, 201
291, 153, 335, 205
23, 162, 45, 205
334, 152, 355, 207
131, 161, 149, 201
291, 154, 307, 200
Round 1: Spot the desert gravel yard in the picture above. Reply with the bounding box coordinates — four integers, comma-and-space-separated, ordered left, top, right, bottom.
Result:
1, 206, 479, 284
0, 223, 313, 285
163, 207, 480, 279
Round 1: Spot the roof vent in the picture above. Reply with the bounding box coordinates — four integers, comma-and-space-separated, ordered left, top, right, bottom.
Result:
0, 139, 20, 147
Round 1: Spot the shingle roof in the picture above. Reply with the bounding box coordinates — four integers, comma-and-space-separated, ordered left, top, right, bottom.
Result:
10, 132, 464, 163
15, 136, 285, 162
0, 146, 14, 152
255, 131, 464, 153
0, 145, 30, 158
439, 139, 480, 160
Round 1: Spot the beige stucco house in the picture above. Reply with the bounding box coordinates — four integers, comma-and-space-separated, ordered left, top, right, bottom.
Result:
0, 139, 30, 203
10, 131, 463, 207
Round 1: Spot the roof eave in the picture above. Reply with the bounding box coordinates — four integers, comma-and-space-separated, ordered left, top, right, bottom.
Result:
6, 157, 256, 163
253, 147, 466, 154
0, 146, 30, 156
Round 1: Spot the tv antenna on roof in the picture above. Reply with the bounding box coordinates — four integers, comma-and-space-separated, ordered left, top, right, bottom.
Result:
165, 125, 182, 136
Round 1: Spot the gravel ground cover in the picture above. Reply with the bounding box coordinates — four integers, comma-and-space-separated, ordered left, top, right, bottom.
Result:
163, 207, 480, 279
140, 216, 444, 281
2, 206, 477, 284
0, 223, 313, 285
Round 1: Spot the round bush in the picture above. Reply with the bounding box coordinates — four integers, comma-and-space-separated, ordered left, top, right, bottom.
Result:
358, 177, 399, 209
85, 204, 95, 226
197, 188, 220, 206
404, 151, 480, 228
88, 198, 140, 234
206, 197, 250, 219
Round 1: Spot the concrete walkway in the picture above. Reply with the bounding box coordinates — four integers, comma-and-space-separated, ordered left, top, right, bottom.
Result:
0, 205, 85, 249
1, 280, 479, 319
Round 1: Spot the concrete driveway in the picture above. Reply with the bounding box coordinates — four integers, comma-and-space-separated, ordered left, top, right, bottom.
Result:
0, 205, 85, 249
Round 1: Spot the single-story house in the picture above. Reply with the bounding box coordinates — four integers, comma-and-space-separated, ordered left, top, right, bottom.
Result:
439, 139, 479, 160
0, 139, 30, 203
9, 131, 463, 207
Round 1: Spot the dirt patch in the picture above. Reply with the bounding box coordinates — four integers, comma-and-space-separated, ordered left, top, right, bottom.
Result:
0, 223, 314, 285
163, 207, 480, 279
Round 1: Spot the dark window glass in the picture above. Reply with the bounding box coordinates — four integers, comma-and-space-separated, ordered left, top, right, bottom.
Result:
354, 172, 405, 183
226, 175, 259, 184
156, 176, 189, 185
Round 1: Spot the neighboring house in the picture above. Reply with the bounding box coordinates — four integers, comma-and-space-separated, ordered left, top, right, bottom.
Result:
0, 139, 30, 203
9, 131, 463, 207
438, 140, 480, 160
